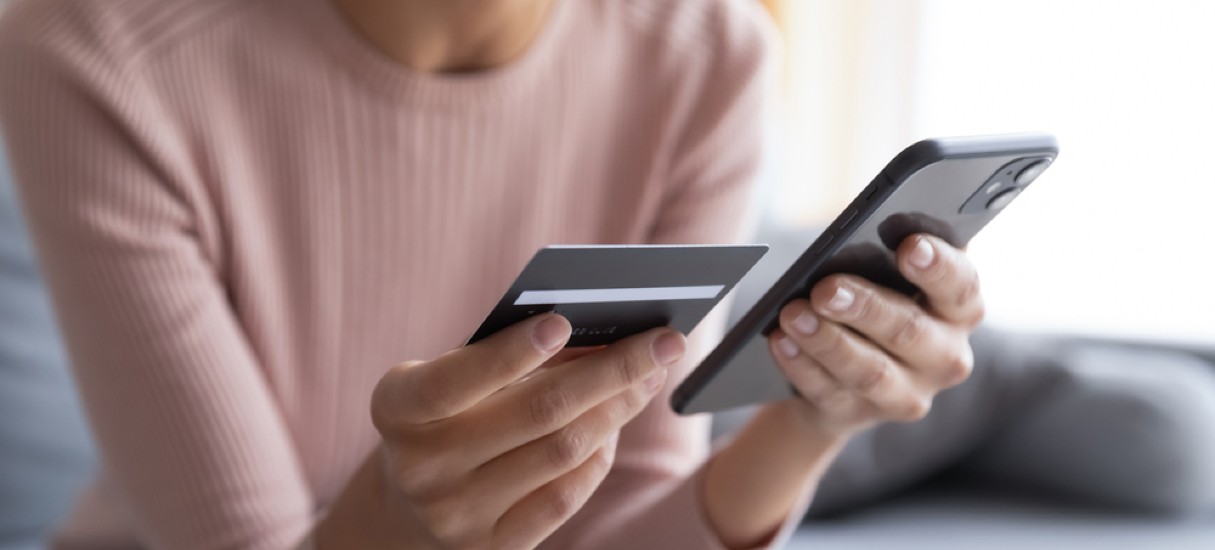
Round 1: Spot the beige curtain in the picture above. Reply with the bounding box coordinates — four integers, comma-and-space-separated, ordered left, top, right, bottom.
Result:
763, 0, 924, 225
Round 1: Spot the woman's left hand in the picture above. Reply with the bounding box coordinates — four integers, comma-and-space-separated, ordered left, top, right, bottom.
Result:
767, 233, 984, 438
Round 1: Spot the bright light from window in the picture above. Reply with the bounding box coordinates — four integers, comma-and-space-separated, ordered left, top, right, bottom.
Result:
913, 0, 1215, 344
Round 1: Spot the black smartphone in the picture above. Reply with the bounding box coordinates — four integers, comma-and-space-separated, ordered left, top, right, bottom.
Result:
672, 133, 1059, 414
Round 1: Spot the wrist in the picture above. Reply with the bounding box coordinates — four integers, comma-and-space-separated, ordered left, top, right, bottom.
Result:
703, 401, 852, 548
314, 448, 420, 549
763, 398, 869, 446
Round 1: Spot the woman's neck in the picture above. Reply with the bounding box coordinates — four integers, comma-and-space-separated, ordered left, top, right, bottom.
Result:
330, 0, 556, 73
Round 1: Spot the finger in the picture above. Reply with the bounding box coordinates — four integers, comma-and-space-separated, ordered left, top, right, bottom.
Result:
769, 330, 870, 427
772, 327, 931, 423
492, 444, 614, 549
896, 234, 985, 327
800, 275, 961, 377
373, 313, 571, 426
468, 374, 658, 522
451, 328, 683, 468
775, 309, 907, 402
767, 330, 846, 404
513, 346, 607, 387
538, 346, 605, 370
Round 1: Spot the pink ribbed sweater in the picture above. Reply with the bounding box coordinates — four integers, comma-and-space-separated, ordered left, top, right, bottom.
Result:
0, 0, 804, 548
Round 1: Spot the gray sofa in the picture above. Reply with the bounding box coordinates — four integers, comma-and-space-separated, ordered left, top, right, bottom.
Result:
3, 150, 1215, 547
0, 146, 96, 550
730, 224, 1215, 548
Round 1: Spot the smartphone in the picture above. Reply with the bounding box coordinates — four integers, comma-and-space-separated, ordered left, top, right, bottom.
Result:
672, 133, 1059, 414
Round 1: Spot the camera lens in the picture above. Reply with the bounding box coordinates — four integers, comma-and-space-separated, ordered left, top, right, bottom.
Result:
987, 188, 1021, 210
1015, 158, 1052, 185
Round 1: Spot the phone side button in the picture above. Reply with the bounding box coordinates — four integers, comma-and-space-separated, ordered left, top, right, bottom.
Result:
812, 232, 835, 253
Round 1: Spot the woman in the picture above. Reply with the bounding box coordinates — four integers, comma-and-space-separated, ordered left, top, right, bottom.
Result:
0, 0, 982, 548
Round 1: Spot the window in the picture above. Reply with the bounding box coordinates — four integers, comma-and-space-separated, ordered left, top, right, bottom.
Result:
769, 0, 1215, 344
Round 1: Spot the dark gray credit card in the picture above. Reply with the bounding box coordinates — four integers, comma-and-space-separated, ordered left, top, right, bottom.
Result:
468, 245, 768, 348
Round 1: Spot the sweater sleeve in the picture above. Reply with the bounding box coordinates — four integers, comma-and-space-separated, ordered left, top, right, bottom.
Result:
0, 4, 313, 549
542, 3, 812, 549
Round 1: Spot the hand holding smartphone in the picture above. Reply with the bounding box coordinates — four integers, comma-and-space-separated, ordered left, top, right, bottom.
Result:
672, 133, 1059, 414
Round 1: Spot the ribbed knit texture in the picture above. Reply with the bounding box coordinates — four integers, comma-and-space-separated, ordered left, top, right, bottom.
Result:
0, 0, 808, 548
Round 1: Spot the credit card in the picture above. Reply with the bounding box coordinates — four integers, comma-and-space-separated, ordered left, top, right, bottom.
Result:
468, 244, 768, 347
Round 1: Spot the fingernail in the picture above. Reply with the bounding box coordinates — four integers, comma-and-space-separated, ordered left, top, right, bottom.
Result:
777, 336, 800, 359
532, 315, 569, 352
827, 286, 855, 312
792, 310, 819, 335
651, 331, 686, 366
909, 237, 935, 270
643, 368, 667, 393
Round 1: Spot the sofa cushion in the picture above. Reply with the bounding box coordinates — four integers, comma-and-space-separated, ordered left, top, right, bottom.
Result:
0, 145, 96, 546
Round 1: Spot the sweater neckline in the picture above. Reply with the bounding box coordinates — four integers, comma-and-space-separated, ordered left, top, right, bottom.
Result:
294, 0, 572, 108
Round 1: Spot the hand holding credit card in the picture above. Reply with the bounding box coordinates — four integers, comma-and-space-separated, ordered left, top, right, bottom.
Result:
367, 245, 764, 548
469, 245, 768, 348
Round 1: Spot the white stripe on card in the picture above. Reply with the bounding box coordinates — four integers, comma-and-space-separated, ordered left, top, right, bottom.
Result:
514, 285, 725, 306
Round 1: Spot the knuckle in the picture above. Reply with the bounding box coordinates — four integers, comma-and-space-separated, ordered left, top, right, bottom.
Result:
967, 298, 988, 328
850, 287, 876, 320
417, 498, 469, 546
589, 444, 615, 472
393, 455, 444, 500
615, 344, 654, 387
954, 275, 983, 310
541, 483, 583, 523
371, 362, 423, 429
853, 360, 890, 394
890, 313, 930, 349
529, 386, 574, 430
813, 328, 850, 365
370, 393, 395, 434
900, 397, 933, 421
944, 346, 975, 386
547, 427, 591, 471
615, 386, 650, 421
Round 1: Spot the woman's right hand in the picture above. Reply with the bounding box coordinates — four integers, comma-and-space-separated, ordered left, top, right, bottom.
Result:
364, 313, 686, 549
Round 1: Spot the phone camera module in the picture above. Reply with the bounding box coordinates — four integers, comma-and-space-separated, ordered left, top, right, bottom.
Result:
986, 188, 1021, 210
959, 155, 1054, 215
1014, 158, 1052, 185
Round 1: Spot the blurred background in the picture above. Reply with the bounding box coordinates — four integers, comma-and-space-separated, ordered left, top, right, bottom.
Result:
761, 0, 1215, 345
753, 1, 1215, 547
